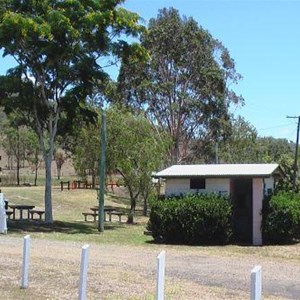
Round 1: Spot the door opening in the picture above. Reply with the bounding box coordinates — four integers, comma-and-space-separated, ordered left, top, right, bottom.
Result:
231, 178, 253, 243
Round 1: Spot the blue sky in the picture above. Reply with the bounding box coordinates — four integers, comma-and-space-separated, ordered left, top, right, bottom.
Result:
0, 0, 299, 141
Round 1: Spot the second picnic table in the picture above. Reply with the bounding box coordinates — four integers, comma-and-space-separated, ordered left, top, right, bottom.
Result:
8, 204, 35, 220
82, 206, 126, 222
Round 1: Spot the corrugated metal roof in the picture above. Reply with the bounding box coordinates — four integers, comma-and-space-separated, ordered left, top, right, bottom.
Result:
155, 164, 281, 178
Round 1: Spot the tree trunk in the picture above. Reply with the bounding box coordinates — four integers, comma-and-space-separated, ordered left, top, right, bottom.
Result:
57, 166, 61, 180
34, 166, 38, 186
171, 137, 180, 165
143, 196, 148, 216
34, 151, 39, 186
92, 170, 96, 189
16, 157, 20, 186
44, 154, 53, 224
127, 189, 139, 224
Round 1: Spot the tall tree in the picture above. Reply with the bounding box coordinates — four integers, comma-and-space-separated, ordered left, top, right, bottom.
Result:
72, 119, 101, 188
218, 116, 258, 163
106, 107, 169, 222
53, 149, 65, 181
0, 0, 144, 223
117, 7, 243, 164
25, 130, 41, 186
1, 112, 32, 185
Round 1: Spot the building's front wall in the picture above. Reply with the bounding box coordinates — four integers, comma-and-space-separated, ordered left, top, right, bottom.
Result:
165, 178, 230, 197
163, 173, 277, 246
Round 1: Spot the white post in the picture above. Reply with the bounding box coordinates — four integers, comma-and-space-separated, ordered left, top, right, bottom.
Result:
156, 250, 166, 300
78, 244, 90, 300
21, 235, 31, 289
250, 265, 262, 300
0, 193, 7, 234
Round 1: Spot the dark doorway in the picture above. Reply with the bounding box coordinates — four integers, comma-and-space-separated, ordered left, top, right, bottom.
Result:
231, 178, 253, 243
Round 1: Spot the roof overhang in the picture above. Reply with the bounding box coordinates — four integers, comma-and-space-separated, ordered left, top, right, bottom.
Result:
154, 164, 284, 179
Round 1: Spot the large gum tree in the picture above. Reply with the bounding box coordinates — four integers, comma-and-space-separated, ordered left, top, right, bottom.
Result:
0, 0, 144, 223
117, 7, 243, 164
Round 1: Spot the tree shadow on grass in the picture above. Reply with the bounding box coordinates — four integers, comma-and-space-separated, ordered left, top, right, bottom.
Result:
7, 220, 126, 235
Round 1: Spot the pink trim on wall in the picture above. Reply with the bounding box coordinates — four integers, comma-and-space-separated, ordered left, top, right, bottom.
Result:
252, 178, 263, 245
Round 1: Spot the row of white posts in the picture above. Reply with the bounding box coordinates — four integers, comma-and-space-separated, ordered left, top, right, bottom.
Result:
20, 235, 262, 300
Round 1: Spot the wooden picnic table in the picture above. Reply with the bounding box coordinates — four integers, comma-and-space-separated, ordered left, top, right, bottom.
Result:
88, 206, 126, 222
8, 204, 35, 220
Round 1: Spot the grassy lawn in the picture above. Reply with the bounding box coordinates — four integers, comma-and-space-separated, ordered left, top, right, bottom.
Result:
3, 185, 300, 262
3, 186, 153, 246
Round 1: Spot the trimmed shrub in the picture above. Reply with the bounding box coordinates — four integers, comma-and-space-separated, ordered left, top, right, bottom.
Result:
262, 191, 300, 243
148, 193, 232, 245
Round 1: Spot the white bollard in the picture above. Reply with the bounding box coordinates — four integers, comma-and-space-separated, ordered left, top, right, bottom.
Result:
250, 265, 262, 300
20, 235, 31, 289
78, 244, 90, 300
0, 193, 7, 234
156, 250, 166, 300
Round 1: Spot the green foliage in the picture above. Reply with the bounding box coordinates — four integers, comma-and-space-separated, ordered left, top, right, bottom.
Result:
0, 0, 145, 223
218, 116, 295, 167
117, 7, 242, 164
218, 116, 258, 163
148, 193, 232, 245
275, 154, 299, 192
106, 106, 170, 214
0, 112, 40, 185
262, 192, 300, 243
71, 113, 101, 186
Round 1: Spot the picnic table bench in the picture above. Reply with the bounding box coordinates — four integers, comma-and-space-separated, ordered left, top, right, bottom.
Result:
6, 211, 13, 219
83, 206, 126, 223
60, 181, 70, 191
29, 209, 45, 220
82, 212, 98, 222
109, 211, 124, 223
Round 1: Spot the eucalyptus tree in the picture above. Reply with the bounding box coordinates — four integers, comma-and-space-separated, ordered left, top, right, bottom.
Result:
218, 116, 258, 163
0, 0, 145, 223
117, 7, 243, 164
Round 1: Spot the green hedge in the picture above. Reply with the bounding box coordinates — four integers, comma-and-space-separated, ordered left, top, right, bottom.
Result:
262, 191, 300, 243
148, 193, 232, 245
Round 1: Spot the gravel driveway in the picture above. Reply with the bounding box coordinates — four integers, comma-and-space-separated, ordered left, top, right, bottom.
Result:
0, 236, 299, 299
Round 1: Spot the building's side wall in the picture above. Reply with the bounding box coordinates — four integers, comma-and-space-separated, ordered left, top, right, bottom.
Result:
165, 178, 230, 196
252, 178, 263, 245
264, 177, 274, 195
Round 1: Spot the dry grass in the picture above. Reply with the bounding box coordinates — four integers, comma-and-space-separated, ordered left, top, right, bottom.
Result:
2, 186, 151, 245
0, 237, 290, 300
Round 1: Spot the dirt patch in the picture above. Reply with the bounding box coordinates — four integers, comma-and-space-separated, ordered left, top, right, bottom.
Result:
0, 236, 297, 299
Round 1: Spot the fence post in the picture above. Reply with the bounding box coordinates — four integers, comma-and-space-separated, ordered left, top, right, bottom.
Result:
78, 244, 90, 300
20, 235, 31, 289
250, 265, 262, 300
156, 250, 166, 300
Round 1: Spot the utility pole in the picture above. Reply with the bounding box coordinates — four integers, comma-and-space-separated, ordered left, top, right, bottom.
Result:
98, 112, 106, 232
287, 116, 300, 191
